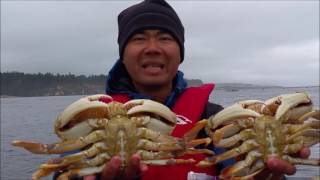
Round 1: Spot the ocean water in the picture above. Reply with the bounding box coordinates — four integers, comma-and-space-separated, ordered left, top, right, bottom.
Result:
1, 87, 319, 180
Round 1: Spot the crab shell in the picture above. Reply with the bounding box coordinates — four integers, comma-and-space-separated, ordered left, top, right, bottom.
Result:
54, 94, 177, 140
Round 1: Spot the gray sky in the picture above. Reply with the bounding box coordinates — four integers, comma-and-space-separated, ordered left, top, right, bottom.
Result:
1, 0, 319, 87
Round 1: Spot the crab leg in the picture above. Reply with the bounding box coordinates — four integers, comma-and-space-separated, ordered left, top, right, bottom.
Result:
142, 158, 196, 165
56, 164, 106, 180
210, 139, 258, 163
137, 119, 212, 152
137, 127, 177, 143
184, 119, 208, 141
285, 106, 314, 122
303, 136, 320, 147
211, 118, 255, 144
137, 149, 175, 160
214, 129, 256, 148
136, 139, 183, 151
283, 155, 320, 166
220, 160, 265, 180
219, 150, 263, 179
298, 109, 320, 121
183, 120, 212, 147
85, 152, 111, 166
34, 152, 111, 180
283, 137, 304, 154
187, 137, 212, 147
211, 124, 242, 144
184, 148, 214, 155
41, 142, 108, 169
286, 119, 320, 135
287, 129, 320, 142
12, 130, 106, 154
198, 139, 259, 167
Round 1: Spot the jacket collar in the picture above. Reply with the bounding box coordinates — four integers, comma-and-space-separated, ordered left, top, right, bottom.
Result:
105, 59, 187, 107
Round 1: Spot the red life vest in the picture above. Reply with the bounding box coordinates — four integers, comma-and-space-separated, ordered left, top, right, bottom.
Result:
100, 84, 217, 180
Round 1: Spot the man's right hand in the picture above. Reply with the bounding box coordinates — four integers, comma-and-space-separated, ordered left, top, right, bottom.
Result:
84, 154, 148, 180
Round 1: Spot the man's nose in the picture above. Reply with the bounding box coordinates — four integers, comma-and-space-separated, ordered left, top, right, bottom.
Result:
144, 38, 161, 54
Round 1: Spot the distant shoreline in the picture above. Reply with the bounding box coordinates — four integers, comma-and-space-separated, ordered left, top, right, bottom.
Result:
1, 86, 318, 98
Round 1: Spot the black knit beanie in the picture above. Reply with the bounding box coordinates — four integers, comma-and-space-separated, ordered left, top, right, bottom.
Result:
117, 0, 185, 63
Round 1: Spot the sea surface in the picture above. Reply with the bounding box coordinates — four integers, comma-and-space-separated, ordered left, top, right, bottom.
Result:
1, 86, 319, 180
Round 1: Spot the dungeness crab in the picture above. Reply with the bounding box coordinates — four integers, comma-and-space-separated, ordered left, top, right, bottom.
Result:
199, 92, 320, 179
12, 94, 212, 180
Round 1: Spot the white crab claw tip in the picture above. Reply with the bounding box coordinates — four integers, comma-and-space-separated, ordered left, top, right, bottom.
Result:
275, 92, 312, 120
126, 99, 176, 124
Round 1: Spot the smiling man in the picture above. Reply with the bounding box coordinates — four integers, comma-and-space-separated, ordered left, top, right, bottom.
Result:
81, 0, 309, 179
101, 0, 230, 179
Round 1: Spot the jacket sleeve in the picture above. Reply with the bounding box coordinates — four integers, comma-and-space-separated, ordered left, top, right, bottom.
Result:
199, 102, 236, 175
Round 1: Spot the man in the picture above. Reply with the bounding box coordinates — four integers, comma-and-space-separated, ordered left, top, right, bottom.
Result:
83, 0, 310, 179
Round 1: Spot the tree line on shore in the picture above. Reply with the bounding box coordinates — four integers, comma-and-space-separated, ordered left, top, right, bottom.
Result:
1, 72, 203, 97
1, 72, 106, 97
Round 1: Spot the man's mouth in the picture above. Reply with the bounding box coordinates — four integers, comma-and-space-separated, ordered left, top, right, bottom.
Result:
142, 64, 164, 69
142, 63, 164, 74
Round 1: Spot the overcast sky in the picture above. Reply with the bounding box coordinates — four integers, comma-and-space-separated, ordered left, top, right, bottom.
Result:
1, 0, 319, 87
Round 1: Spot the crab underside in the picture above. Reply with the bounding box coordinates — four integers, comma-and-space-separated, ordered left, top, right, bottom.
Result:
12, 94, 212, 180
199, 92, 320, 180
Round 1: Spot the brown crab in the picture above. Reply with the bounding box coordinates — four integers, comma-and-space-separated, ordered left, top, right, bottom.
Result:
12, 94, 212, 180
199, 92, 320, 179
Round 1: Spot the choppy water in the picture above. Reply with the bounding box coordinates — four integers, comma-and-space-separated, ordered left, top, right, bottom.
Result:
1, 87, 319, 180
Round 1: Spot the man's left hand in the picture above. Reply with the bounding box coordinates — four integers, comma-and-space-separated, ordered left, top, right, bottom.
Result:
254, 147, 310, 180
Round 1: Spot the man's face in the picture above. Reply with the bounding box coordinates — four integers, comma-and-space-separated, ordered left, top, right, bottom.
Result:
123, 29, 181, 89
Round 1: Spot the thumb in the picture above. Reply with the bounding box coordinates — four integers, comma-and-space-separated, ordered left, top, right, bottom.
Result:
83, 175, 96, 180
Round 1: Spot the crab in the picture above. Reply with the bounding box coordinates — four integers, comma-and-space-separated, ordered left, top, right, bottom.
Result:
198, 92, 320, 179
12, 94, 213, 180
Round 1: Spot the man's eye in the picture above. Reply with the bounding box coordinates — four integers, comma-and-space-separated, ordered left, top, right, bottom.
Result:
131, 35, 145, 41
159, 35, 174, 41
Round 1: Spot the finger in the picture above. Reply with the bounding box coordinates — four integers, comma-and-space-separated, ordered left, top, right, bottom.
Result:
101, 156, 121, 180
126, 154, 142, 177
267, 157, 296, 175
83, 175, 96, 180
299, 147, 311, 159
140, 163, 148, 173
291, 147, 311, 158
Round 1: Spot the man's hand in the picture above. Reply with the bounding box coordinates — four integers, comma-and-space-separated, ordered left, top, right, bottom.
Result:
84, 154, 148, 180
254, 147, 311, 180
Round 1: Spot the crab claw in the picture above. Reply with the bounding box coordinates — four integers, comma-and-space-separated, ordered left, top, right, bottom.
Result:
209, 101, 262, 129
54, 94, 112, 140
265, 92, 313, 121
125, 99, 176, 124
125, 99, 177, 135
